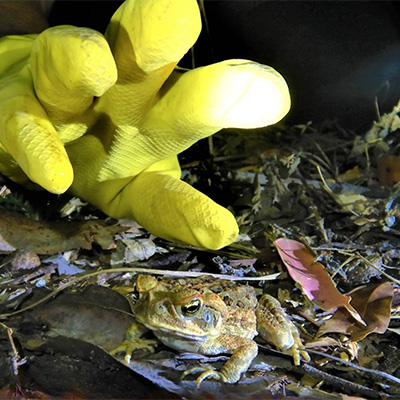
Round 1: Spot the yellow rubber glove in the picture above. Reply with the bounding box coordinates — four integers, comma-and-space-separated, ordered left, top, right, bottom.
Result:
0, 0, 290, 249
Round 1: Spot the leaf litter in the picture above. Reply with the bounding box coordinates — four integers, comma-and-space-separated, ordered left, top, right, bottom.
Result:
2, 103, 400, 398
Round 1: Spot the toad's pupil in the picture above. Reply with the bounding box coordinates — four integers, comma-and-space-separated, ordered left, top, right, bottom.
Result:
183, 300, 201, 315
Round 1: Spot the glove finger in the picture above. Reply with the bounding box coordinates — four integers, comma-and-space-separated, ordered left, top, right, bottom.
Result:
0, 79, 73, 194
131, 174, 238, 249
83, 158, 238, 250
92, 0, 201, 182
30, 25, 117, 125
142, 59, 291, 153
96, 59, 290, 182
106, 0, 200, 74
96, 0, 201, 123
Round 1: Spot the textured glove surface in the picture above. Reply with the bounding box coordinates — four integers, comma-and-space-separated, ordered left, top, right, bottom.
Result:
0, 0, 290, 249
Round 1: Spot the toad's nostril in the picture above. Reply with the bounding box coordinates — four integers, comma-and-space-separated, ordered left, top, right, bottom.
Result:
203, 309, 214, 327
154, 299, 176, 316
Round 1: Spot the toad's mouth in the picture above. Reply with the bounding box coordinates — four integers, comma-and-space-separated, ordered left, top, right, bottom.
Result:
146, 324, 207, 341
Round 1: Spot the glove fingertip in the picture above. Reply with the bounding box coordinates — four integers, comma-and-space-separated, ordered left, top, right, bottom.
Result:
106, 0, 201, 73
31, 25, 117, 117
121, 172, 239, 250
3, 110, 74, 194
38, 158, 74, 194
157, 203, 239, 250
190, 208, 239, 250
24, 146, 74, 194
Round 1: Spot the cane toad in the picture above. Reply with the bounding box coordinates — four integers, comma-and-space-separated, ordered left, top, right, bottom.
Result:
115, 275, 310, 385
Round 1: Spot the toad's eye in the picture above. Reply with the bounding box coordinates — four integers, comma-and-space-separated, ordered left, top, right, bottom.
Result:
182, 299, 202, 316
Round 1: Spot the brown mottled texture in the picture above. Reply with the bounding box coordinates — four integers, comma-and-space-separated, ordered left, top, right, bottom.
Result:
115, 275, 310, 385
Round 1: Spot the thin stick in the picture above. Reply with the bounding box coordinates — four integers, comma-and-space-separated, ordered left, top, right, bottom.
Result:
0, 267, 280, 318
302, 364, 391, 399
306, 348, 400, 386
0, 322, 24, 375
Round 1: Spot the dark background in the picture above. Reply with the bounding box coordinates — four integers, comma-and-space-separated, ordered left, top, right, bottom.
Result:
49, 1, 400, 130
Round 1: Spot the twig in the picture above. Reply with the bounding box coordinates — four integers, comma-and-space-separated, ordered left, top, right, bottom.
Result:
157, 239, 260, 259
356, 252, 400, 286
306, 348, 400, 386
0, 322, 25, 376
302, 364, 391, 399
331, 254, 357, 279
0, 267, 280, 318
311, 245, 400, 285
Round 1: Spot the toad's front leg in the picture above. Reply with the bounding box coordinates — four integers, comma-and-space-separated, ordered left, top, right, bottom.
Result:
181, 334, 258, 385
110, 320, 158, 364
256, 294, 310, 365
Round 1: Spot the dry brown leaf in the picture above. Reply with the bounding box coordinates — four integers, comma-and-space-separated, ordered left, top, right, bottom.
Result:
318, 282, 394, 341
20, 285, 134, 352
0, 211, 124, 254
377, 155, 400, 185
336, 166, 363, 183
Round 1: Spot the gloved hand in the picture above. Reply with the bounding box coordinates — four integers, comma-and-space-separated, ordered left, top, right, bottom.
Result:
0, 0, 290, 249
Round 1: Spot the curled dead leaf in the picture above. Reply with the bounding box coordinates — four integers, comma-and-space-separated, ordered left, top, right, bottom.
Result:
318, 282, 394, 341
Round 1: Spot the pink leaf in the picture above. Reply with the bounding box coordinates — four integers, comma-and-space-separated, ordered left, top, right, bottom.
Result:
274, 238, 365, 325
